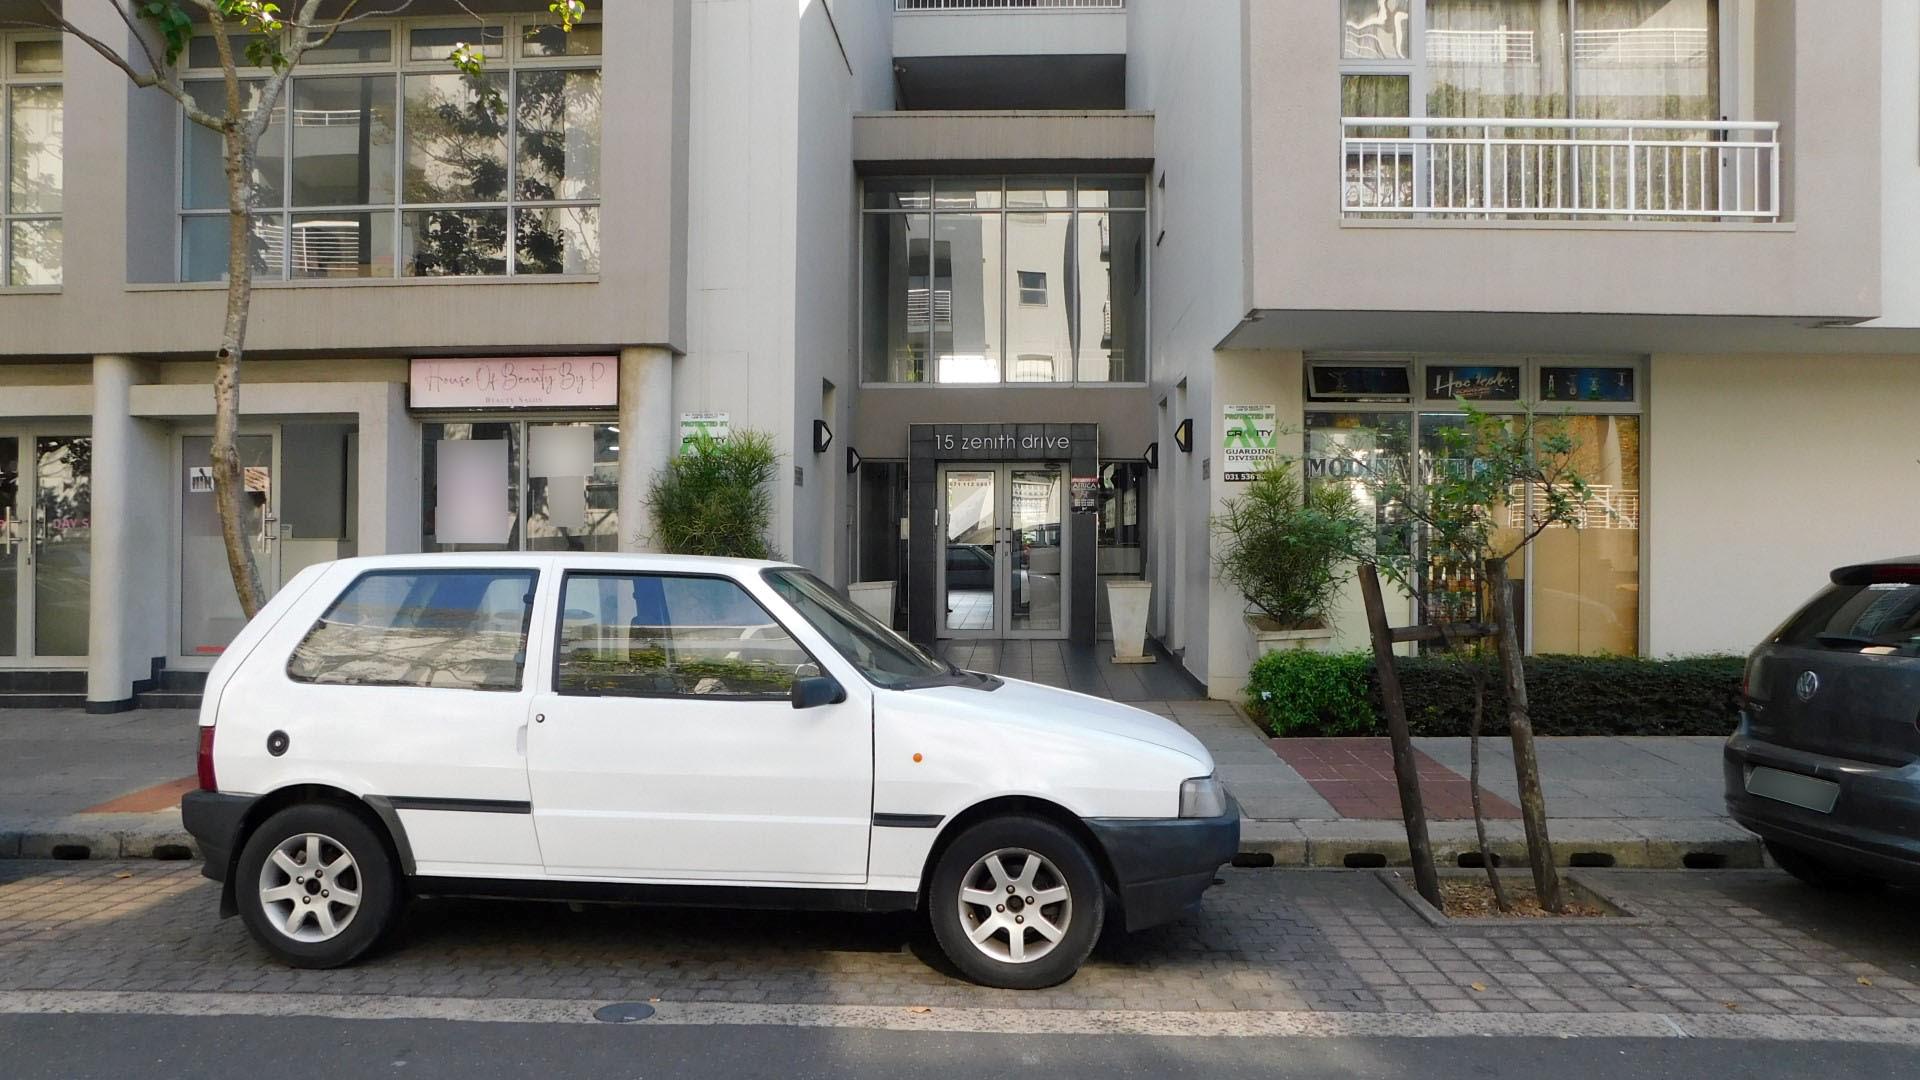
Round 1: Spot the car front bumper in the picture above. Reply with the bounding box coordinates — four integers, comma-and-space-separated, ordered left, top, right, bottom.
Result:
1724, 729, 1920, 887
1085, 796, 1241, 932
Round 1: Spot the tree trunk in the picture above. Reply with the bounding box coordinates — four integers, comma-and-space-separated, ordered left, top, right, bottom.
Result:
1358, 563, 1441, 908
215, 125, 265, 619
1468, 662, 1510, 912
1486, 557, 1563, 912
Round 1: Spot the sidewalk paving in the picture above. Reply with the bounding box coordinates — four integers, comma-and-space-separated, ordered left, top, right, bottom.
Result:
0, 702, 1756, 871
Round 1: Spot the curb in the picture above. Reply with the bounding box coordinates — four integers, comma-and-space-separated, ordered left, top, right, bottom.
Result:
1235, 817, 1764, 872
0, 814, 199, 862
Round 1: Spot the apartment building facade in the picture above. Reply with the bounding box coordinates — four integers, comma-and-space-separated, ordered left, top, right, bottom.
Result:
0, 0, 1915, 709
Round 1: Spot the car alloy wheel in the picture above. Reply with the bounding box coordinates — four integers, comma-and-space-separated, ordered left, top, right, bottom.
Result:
955, 847, 1072, 964
257, 832, 363, 943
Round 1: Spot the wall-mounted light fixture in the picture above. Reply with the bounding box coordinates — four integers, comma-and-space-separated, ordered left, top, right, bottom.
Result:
1143, 442, 1159, 470
812, 420, 833, 454
1173, 419, 1192, 453
845, 446, 863, 474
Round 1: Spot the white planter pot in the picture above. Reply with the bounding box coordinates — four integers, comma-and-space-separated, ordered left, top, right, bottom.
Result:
1107, 580, 1155, 663
848, 581, 896, 627
1247, 615, 1336, 660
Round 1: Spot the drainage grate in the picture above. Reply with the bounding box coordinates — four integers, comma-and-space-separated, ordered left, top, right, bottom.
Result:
592, 1002, 657, 1023
1342, 852, 1388, 869
1455, 851, 1503, 869
1682, 851, 1728, 870
1568, 851, 1617, 868
152, 844, 193, 861
49, 844, 90, 861
1230, 852, 1275, 868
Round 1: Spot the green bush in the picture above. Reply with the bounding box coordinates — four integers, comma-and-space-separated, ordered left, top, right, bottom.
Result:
646, 430, 781, 558
1246, 649, 1375, 736
1247, 651, 1744, 738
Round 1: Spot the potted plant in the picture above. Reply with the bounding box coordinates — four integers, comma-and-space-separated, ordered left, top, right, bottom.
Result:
1211, 459, 1366, 656
645, 429, 782, 558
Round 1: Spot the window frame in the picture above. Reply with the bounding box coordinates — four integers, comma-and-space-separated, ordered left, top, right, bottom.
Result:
2, 31, 64, 290
860, 174, 1151, 388
175, 15, 602, 284
549, 569, 829, 701
1303, 353, 1646, 655
284, 566, 542, 692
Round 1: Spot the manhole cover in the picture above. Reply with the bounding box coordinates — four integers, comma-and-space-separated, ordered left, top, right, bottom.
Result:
593, 1002, 657, 1023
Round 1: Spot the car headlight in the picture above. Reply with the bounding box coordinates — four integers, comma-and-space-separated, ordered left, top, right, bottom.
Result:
1179, 775, 1227, 818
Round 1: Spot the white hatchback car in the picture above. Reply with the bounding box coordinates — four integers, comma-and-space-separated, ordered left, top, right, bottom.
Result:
181, 554, 1237, 989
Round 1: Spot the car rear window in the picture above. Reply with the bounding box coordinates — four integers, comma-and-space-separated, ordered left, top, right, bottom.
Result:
1775, 576, 1920, 655
287, 569, 537, 690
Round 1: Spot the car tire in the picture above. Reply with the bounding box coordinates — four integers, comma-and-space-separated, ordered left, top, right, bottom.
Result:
235, 803, 401, 968
928, 815, 1105, 990
1765, 840, 1885, 892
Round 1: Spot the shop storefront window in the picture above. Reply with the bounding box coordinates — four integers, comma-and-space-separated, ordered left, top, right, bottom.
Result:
422, 420, 619, 553
1306, 358, 1641, 655
179, 16, 601, 282
861, 176, 1147, 386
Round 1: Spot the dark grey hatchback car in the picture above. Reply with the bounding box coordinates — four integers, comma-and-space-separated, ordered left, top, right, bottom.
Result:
1725, 557, 1920, 889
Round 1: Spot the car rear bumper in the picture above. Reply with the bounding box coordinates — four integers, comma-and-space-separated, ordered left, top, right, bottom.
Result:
180, 790, 255, 885
1723, 728, 1920, 886
1085, 797, 1241, 932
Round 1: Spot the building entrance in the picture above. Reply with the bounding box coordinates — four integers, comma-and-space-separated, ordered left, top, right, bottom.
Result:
0, 432, 91, 665
938, 463, 1067, 639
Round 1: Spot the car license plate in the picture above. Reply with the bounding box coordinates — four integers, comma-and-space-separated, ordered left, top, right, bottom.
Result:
1746, 766, 1840, 813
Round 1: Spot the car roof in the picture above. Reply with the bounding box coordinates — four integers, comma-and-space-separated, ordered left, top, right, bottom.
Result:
322, 552, 801, 573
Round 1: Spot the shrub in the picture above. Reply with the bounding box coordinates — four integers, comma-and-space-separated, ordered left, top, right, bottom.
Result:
1246, 649, 1375, 736
1247, 651, 1744, 738
1211, 460, 1368, 628
645, 430, 781, 558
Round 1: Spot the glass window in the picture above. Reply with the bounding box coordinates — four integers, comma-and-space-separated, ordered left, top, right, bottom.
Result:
13, 39, 61, 75
526, 422, 618, 550
291, 75, 396, 207
932, 213, 1001, 383
1529, 414, 1640, 654
1344, 0, 1412, 59
523, 22, 603, 58
4, 48, 61, 285
188, 33, 276, 70
516, 68, 602, 201
1778, 580, 1920, 656
556, 574, 819, 698
1016, 270, 1046, 305
184, 80, 284, 210
765, 569, 950, 690
403, 208, 508, 276
1076, 177, 1146, 208
403, 72, 508, 204
1094, 462, 1148, 636
516, 205, 599, 275
1076, 211, 1147, 382
1005, 213, 1071, 382
409, 26, 505, 63
1423, 364, 1522, 402
287, 569, 537, 691
860, 211, 931, 382
290, 211, 395, 278
1540, 365, 1635, 403
304, 29, 392, 65
8, 85, 60, 214
422, 422, 521, 551
180, 214, 278, 282
7, 218, 57, 286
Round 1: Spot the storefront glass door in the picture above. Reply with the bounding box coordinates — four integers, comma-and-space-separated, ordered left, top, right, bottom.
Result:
939, 463, 1067, 639
180, 434, 277, 657
0, 433, 92, 664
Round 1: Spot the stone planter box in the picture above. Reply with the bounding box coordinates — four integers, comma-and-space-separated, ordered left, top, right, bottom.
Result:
1246, 615, 1335, 659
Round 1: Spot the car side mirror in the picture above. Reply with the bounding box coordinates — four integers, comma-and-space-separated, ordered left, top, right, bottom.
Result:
790, 675, 845, 710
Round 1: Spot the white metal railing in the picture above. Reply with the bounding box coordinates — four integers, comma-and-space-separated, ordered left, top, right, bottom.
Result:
907, 286, 952, 328
1341, 117, 1780, 222
894, 0, 1123, 10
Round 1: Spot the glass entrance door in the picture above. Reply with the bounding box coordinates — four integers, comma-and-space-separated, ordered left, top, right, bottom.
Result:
0, 432, 91, 664
180, 434, 278, 657
939, 463, 1067, 639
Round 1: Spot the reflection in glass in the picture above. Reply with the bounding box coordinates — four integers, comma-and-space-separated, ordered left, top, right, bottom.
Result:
1075, 211, 1146, 382
0, 437, 17, 656
289, 212, 394, 278
932, 213, 1000, 383
856, 462, 909, 630
303, 29, 392, 65
517, 69, 602, 201
180, 435, 271, 656
526, 422, 619, 551
1530, 415, 1640, 654
516, 205, 599, 274
1095, 462, 1147, 637
422, 423, 521, 552
860, 212, 929, 381
944, 470, 996, 632
1009, 469, 1063, 633
1343, 0, 1411, 58
1005, 179, 1070, 208
183, 80, 282, 209
409, 26, 504, 63
188, 34, 275, 70
402, 208, 507, 276
1004, 212, 1071, 382
403, 72, 508, 204
9, 85, 61, 214
1418, 412, 1525, 632
33, 436, 89, 657
8, 220, 60, 286
180, 214, 279, 282
14, 39, 62, 74
1076, 177, 1146, 208
524, 23, 603, 57
291, 75, 396, 207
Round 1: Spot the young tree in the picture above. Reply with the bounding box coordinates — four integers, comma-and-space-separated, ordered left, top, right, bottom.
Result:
1336, 404, 1602, 913
19, 0, 583, 618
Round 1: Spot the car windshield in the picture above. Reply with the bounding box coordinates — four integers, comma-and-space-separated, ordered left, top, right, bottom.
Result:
764, 569, 952, 689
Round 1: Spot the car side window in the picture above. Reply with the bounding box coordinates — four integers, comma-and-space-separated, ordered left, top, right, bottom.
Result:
555, 573, 821, 698
287, 569, 538, 691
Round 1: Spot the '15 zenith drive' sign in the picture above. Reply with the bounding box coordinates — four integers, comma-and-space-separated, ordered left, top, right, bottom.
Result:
410, 357, 618, 410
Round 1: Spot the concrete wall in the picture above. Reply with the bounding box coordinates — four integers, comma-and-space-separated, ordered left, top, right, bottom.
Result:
0, 1, 690, 358
1645, 353, 1920, 657
892, 8, 1128, 59
1871, 0, 1920, 327
1242, 0, 1883, 324
852, 111, 1153, 168
1127, 0, 1252, 693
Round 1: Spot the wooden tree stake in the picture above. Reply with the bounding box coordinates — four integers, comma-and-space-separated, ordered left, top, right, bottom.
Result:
1487, 557, 1564, 912
1359, 563, 1440, 908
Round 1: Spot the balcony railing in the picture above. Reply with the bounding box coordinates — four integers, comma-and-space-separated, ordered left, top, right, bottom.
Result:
1341, 117, 1780, 223
894, 0, 1124, 11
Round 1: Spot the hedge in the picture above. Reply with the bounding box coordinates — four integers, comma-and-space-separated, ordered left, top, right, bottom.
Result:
1245, 650, 1744, 738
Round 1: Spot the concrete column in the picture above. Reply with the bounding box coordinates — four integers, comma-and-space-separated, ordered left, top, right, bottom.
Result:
355, 383, 418, 556
619, 346, 676, 552
86, 355, 168, 711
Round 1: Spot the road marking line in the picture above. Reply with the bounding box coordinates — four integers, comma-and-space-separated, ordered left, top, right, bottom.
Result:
3, 991, 1920, 1044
